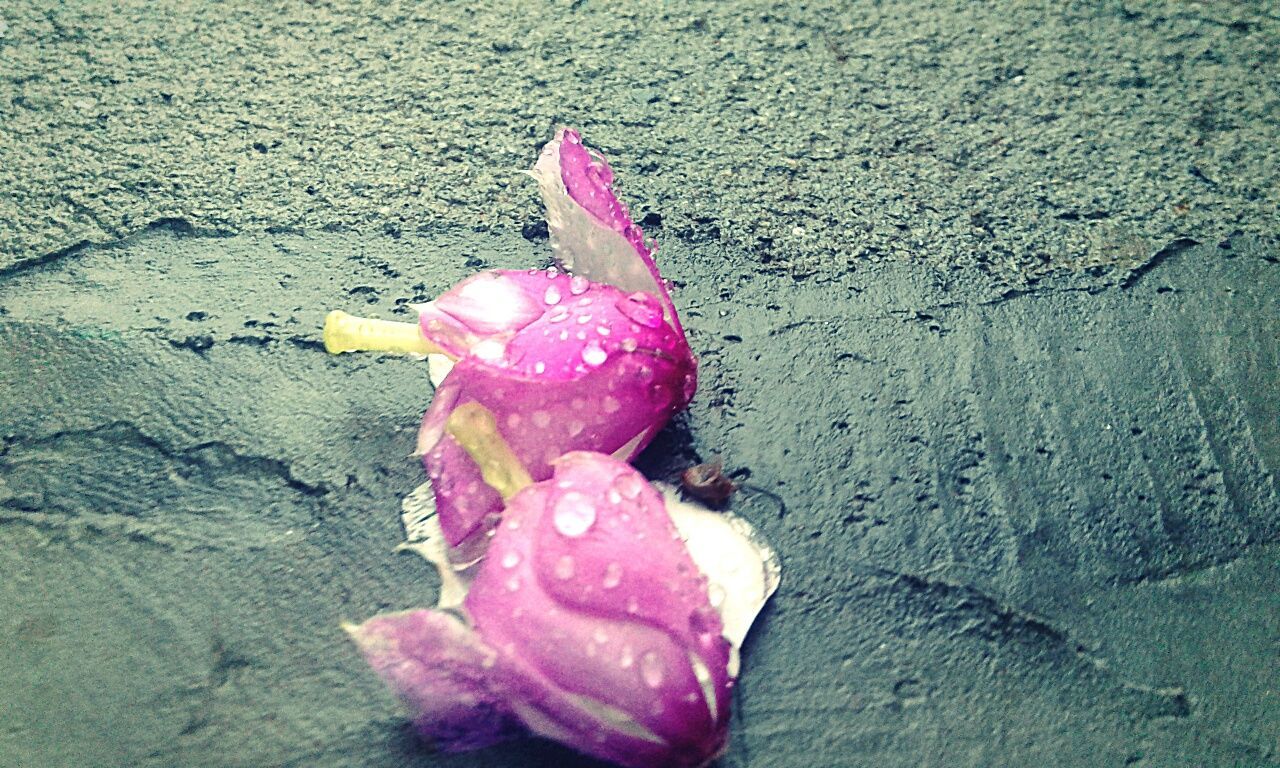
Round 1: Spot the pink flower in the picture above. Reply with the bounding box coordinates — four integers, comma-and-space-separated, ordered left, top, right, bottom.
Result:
348, 449, 779, 768
327, 129, 696, 565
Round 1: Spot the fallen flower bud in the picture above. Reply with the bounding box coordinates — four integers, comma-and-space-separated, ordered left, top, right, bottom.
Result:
348, 408, 779, 767
324, 129, 696, 568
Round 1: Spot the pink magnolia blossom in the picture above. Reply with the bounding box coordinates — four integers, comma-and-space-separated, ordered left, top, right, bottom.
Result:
412, 129, 696, 563
348, 452, 779, 768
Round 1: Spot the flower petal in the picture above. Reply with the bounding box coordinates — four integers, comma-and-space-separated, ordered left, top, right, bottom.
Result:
345, 609, 518, 751
532, 128, 684, 336
418, 286, 694, 550
660, 487, 781, 675
464, 454, 732, 764
416, 271, 549, 358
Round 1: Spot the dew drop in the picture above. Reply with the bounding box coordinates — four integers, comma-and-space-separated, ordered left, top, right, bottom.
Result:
602, 562, 623, 589
577, 314, 592, 324
544, 285, 562, 305
614, 472, 644, 499
621, 337, 638, 353
708, 583, 726, 608
607, 488, 622, 504
583, 342, 608, 367
501, 551, 520, 569
602, 395, 621, 413
505, 575, 521, 592
472, 338, 506, 362
617, 292, 664, 328
567, 420, 585, 438
545, 266, 559, 279
534, 361, 546, 374
639, 651, 664, 688
553, 554, 575, 580
569, 275, 590, 295
626, 596, 640, 614
620, 645, 635, 669
552, 492, 596, 537
548, 306, 569, 323
597, 325, 611, 336
531, 410, 551, 428
592, 627, 608, 645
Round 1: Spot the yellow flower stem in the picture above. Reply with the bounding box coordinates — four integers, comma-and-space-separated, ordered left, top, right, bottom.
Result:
323, 310, 441, 356
446, 402, 533, 501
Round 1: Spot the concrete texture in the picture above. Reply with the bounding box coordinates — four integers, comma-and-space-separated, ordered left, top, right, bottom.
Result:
1, 1, 1277, 278
1, 1, 1277, 767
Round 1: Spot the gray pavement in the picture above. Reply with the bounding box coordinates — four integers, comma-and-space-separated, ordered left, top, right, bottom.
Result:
1, 2, 1278, 767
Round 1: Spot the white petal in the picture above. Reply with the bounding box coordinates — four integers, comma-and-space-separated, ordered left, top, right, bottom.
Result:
659, 486, 781, 659
398, 482, 475, 609
427, 353, 455, 388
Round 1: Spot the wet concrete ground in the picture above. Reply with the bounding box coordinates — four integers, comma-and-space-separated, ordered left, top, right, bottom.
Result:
1, 228, 1275, 767
1, 2, 1278, 767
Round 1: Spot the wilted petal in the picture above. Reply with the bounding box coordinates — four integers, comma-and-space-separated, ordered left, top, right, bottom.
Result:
660, 487, 781, 675
345, 609, 518, 751
398, 482, 475, 609
533, 128, 684, 336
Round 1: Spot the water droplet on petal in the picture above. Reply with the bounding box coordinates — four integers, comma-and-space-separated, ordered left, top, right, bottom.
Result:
583, 342, 608, 367
626, 596, 640, 614
597, 325, 611, 336
615, 472, 644, 499
505, 575, 521, 592
567, 420, 585, 438
602, 395, 621, 413
546, 266, 559, 279
534, 361, 546, 374
548, 306, 569, 323
554, 554, 575, 580
639, 651, 664, 688
544, 285, 562, 305
620, 644, 635, 668
708, 583, 726, 608
617, 292, 664, 329
552, 492, 596, 537
577, 314, 592, 325
501, 551, 520, 569
592, 627, 608, 645
621, 337, 638, 353
603, 562, 623, 589
569, 275, 590, 295
472, 338, 506, 362
531, 410, 551, 428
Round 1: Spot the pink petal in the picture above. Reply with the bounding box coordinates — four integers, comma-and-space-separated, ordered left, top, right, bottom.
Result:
533, 128, 685, 337
417, 273, 695, 551
416, 271, 552, 359
465, 453, 731, 765
345, 610, 518, 751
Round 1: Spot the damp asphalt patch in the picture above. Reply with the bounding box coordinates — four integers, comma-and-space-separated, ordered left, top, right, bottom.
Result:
0, 228, 1276, 767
